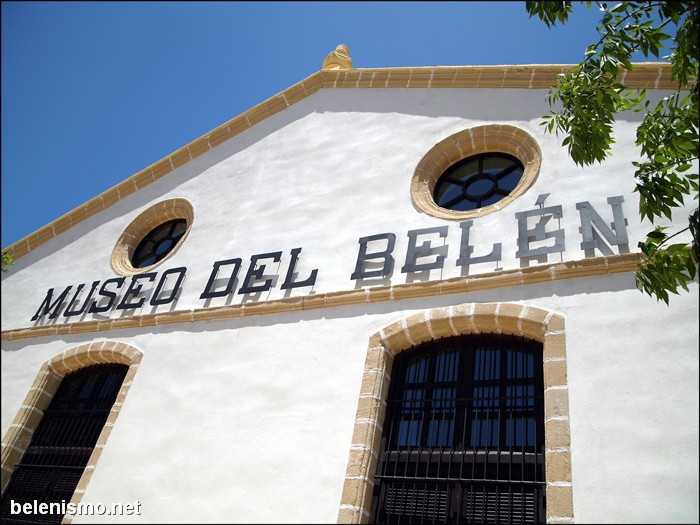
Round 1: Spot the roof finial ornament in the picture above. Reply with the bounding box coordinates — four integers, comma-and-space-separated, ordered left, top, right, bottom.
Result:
322, 44, 353, 70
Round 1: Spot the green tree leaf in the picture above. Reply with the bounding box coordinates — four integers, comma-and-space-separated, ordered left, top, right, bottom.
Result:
528, 0, 699, 303
1, 252, 15, 273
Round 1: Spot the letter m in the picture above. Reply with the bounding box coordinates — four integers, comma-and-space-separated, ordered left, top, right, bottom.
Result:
31, 287, 72, 321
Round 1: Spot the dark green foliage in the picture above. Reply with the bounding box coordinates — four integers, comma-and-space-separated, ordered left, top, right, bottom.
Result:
526, 1, 699, 303
1, 252, 14, 273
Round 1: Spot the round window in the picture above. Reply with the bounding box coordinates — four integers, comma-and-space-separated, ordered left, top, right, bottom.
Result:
433, 153, 525, 212
111, 198, 194, 276
410, 125, 542, 220
132, 219, 188, 269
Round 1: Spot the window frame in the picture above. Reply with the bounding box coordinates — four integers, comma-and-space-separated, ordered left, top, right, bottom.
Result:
433, 153, 526, 212
131, 218, 188, 269
0, 364, 129, 524
372, 333, 546, 524
111, 198, 194, 276
410, 125, 542, 220
337, 303, 574, 524
0, 342, 143, 521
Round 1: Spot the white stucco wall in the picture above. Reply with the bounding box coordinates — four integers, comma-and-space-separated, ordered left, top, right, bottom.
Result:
2, 278, 698, 523
2, 88, 694, 331
2, 85, 698, 523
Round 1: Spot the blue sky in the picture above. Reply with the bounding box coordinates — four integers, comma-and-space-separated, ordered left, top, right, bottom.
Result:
1, 1, 613, 248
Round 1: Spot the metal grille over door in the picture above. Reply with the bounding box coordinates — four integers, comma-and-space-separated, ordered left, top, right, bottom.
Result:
372, 334, 545, 524
1, 364, 128, 524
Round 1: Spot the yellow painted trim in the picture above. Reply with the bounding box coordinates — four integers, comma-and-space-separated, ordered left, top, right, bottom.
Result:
323, 44, 353, 70
337, 303, 573, 524
0, 341, 143, 520
2, 252, 640, 341
2, 64, 675, 261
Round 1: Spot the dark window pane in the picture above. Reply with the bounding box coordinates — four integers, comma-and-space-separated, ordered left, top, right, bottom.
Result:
452, 159, 479, 181
508, 350, 534, 379
507, 417, 537, 447
428, 419, 454, 447
470, 418, 499, 448
474, 349, 500, 380
172, 221, 187, 236
434, 351, 459, 382
449, 196, 477, 211
405, 355, 429, 383
154, 238, 174, 256
433, 153, 525, 212
482, 156, 513, 174
0, 364, 128, 524
397, 420, 422, 447
498, 170, 522, 191
373, 334, 545, 523
132, 219, 187, 268
434, 182, 463, 206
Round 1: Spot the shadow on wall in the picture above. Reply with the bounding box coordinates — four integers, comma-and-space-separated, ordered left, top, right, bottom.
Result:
0, 271, 636, 353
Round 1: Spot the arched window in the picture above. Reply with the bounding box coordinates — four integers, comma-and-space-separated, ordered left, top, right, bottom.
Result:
1, 364, 128, 524
371, 333, 545, 524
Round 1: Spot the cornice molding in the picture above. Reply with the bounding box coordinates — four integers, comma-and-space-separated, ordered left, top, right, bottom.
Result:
2, 252, 642, 341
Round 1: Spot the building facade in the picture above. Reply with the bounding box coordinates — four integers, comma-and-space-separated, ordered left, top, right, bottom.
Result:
2, 48, 698, 524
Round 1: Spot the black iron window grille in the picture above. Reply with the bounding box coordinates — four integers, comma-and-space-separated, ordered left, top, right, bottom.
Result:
132, 218, 187, 268
1, 364, 129, 525
372, 333, 545, 524
433, 153, 525, 212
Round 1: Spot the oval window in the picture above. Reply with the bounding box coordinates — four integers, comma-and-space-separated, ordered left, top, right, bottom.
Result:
111, 198, 194, 276
131, 219, 188, 268
410, 125, 542, 220
433, 153, 525, 212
